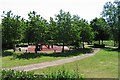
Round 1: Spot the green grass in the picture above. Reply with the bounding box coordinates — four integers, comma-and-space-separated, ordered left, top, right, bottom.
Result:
2, 48, 92, 68
32, 48, 118, 78
93, 40, 118, 47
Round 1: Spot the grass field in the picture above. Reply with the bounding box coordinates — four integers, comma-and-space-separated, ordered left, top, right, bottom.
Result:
2, 48, 92, 68
93, 40, 118, 47
32, 48, 118, 78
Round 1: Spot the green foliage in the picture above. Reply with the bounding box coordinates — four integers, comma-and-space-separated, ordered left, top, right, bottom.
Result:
71, 15, 81, 41
27, 11, 48, 44
20, 18, 28, 43
1, 10, 94, 50
79, 19, 94, 48
90, 17, 110, 44
2, 11, 23, 49
2, 69, 84, 80
46, 67, 84, 80
25, 11, 49, 53
2, 69, 44, 80
102, 0, 120, 48
55, 10, 73, 43
71, 15, 94, 48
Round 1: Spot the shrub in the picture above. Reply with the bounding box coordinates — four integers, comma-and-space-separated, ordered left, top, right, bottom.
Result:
94, 44, 105, 48
2, 69, 84, 80
2, 69, 45, 80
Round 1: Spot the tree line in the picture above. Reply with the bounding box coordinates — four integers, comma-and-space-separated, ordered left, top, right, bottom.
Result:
1, 0, 120, 53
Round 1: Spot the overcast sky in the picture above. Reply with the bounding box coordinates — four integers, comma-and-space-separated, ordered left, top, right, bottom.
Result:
0, 0, 114, 23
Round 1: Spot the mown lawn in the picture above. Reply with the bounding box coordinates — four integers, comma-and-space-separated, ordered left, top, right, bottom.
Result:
93, 40, 118, 47
2, 48, 91, 68
32, 48, 118, 78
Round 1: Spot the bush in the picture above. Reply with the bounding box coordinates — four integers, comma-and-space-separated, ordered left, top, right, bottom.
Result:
2, 69, 84, 80
2, 69, 45, 80
47, 69, 83, 80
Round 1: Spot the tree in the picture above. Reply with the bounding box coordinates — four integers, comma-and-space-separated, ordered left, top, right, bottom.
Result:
0, 24, 2, 51
47, 17, 57, 48
80, 19, 94, 48
55, 10, 73, 52
71, 15, 81, 49
71, 15, 94, 49
102, 0, 120, 49
20, 18, 28, 44
90, 18, 110, 45
2, 11, 22, 51
118, 2, 120, 49
27, 11, 47, 53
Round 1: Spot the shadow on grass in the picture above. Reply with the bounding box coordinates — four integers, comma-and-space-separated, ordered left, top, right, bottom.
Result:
12, 48, 92, 60
88, 45, 119, 52
103, 47, 119, 52
2, 51, 14, 57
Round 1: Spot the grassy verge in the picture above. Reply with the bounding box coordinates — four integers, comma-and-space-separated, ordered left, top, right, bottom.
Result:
32, 48, 118, 78
93, 40, 118, 47
2, 48, 92, 68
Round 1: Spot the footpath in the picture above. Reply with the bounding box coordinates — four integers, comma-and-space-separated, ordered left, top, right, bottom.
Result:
4, 48, 100, 71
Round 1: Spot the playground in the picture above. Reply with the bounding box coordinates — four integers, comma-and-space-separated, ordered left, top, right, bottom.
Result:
16, 45, 70, 53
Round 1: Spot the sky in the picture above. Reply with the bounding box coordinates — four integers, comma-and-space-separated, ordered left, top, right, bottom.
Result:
0, 0, 114, 23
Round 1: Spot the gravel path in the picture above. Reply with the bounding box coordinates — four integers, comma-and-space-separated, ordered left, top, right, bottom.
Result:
4, 48, 100, 71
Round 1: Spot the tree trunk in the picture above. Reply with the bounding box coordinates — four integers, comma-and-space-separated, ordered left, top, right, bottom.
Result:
118, 9, 120, 49
13, 44, 16, 52
118, 41, 120, 50
28, 40, 30, 45
62, 43, 64, 53
102, 40, 103, 44
118, 19, 120, 50
39, 44, 43, 50
48, 45, 50, 49
13, 48, 15, 52
83, 41, 84, 49
41, 44, 43, 50
118, 29, 120, 49
35, 44, 38, 53
99, 40, 100, 45
91, 41, 93, 45
51, 44, 53, 48
113, 40, 115, 47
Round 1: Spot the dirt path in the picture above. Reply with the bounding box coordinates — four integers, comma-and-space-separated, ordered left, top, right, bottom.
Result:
4, 48, 100, 71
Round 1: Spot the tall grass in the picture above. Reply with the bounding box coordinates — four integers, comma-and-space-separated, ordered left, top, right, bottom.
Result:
2, 68, 84, 80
